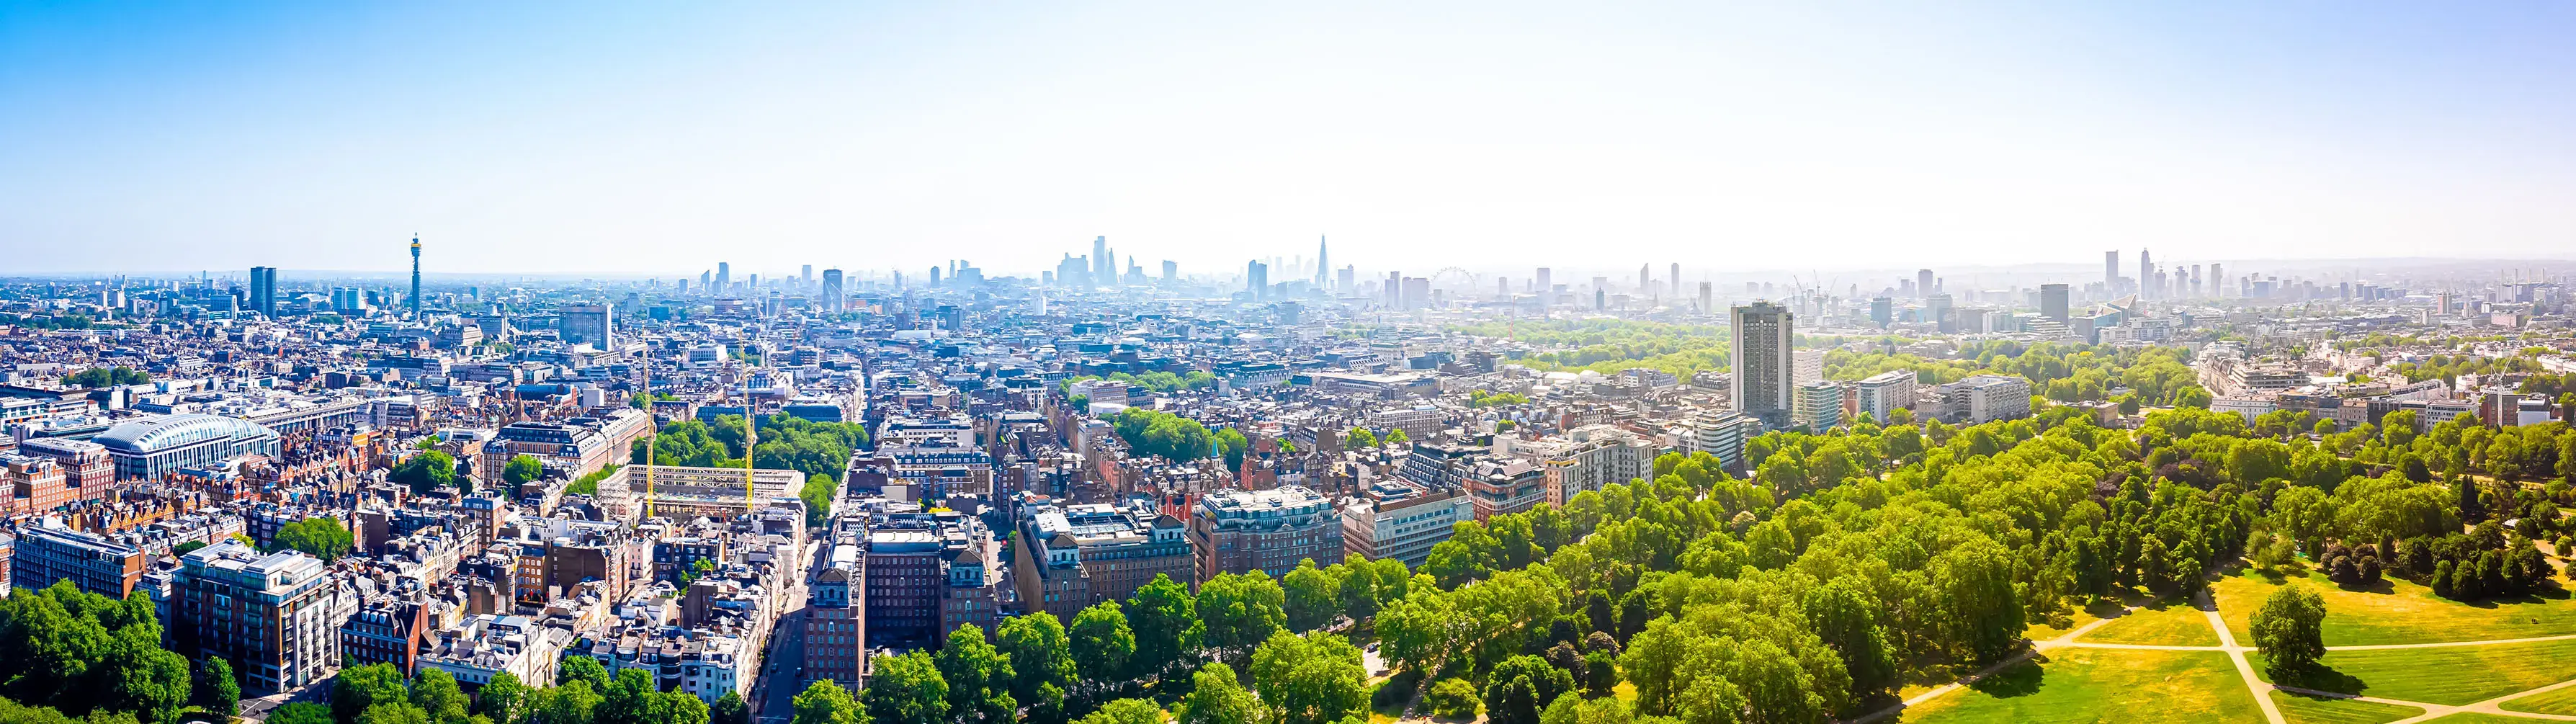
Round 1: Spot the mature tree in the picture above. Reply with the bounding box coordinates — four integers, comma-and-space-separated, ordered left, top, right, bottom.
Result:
1175, 663, 1261, 724
1803, 578, 1897, 697
998, 610, 1078, 724
1193, 571, 1288, 666
1932, 539, 2025, 663
505, 455, 545, 486
1481, 656, 1575, 724
560, 657, 612, 689
599, 669, 671, 724
1344, 428, 1378, 450
271, 517, 355, 562
860, 651, 946, 724
1425, 679, 1479, 720
474, 672, 530, 724
272, 703, 338, 724
1073, 699, 1166, 724
936, 627, 1017, 724
411, 669, 472, 724
535, 681, 602, 724
793, 680, 867, 724
2251, 587, 2327, 676
1128, 574, 1199, 678
393, 450, 458, 497
336, 663, 413, 724
192, 658, 240, 718
1247, 633, 1367, 724
1070, 600, 1139, 689
710, 692, 751, 724
358, 702, 434, 724
1282, 560, 1339, 633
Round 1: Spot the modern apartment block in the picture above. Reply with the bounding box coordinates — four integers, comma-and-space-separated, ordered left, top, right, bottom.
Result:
172, 540, 354, 693
1340, 485, 1472, 566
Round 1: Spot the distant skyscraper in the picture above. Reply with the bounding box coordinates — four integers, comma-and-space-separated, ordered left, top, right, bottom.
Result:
2040, 283, 2070, 321
1915, 269, 1934, 299
1869, 296, 1892, 327
2209, 264, 2225, 297
716, 262, 731, 295
822, 269, 844, 312
1698, 282, 1713, 313
1670, 264, 1681, 298
1094, 236, 1112, 285
802, 264, 814, 287
1639, 264, 1652, 295
1534, 267, 1552, 295
1247, 260, 1269, 300
1338, 265, 1356, 293
2103, 251, 2119, 291
1315, 236, 1329, 287
248, 266, 276, 318
408, 236, 422, 318
1731, 302, 1795, 426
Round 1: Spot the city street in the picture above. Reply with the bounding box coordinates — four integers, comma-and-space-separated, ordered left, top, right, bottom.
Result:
752, 538, 828, 723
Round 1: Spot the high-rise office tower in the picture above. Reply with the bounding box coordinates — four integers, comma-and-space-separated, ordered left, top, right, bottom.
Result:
560, 304, 613, 349
1338, 265, 1355, 293
1247, 260, 1268, 300
1094, 237, 1112, 285
2139, 249, 2157, 300
822, 269, 844, 312
408, 236, 422, 318
1639, 264, 1652, 295
2191, 264, 2204, 296
1534, 268, 1552, 295
248, 266, 276, 318
1915, 269, 1935, 299
1870, 296, 1892, 326
801, 264, 814, 287
2104, 251, 2119, 291
1699, 282, 1713, 313
2209, 264, 2224, 297
716, 262, 731, 295
1730, 302, 1795, 426
2040, 283, 2070, 321
1161, 260, 1177, 281
1315, 236, 1329, 287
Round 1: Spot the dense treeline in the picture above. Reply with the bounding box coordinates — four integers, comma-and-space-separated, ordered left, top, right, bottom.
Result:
840, 377, 2576, 724
1109, 408, 1249, 470
61, 367, 148, 388
635, 414, 869, 483
1824, 341, 2202, 406
0, 583, 207, 724
321, 658, 730, 724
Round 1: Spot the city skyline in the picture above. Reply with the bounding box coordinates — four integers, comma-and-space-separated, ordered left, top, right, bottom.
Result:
6, 3, 2575, 273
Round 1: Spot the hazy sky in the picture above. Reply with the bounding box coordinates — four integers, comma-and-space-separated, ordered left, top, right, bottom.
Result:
4, 2, 2572, 278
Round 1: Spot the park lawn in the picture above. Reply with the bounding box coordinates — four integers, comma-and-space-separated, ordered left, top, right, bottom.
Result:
1900, 648, 2258, 724
2499, 682, 2576, 715
2249, 636, 2576, 706
2269, 692, 2423, 724
2078, 600, 2219, 646
2214, 566, 2576, 645
2422, 715, 2552, 723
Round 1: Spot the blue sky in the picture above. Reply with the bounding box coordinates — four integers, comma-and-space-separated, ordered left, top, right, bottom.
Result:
3, 1, 2572, 277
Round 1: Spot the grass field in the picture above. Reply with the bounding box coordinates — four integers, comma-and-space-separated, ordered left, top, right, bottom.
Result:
1900, 648, 2259, 724
2214, 567, 2576, 646
2421, 714, 2552, 723
2078, 600, 2219, 646
2498, 682, 2576, 715
2249, 636, 2576, 705
2269, 692, 2423, 724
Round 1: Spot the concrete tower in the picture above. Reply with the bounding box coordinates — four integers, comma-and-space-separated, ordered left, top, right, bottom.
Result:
408, 236, 422, 318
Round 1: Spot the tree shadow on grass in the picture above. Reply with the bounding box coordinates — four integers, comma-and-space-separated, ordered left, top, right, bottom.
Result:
1965, 658, 2046, 699
2271, 664, 2367, 698
2331, 578, 2397, 595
